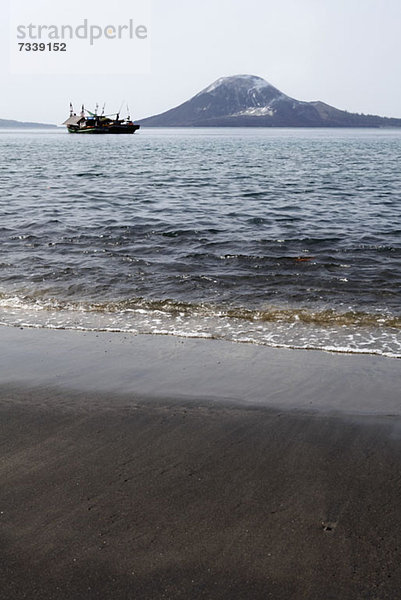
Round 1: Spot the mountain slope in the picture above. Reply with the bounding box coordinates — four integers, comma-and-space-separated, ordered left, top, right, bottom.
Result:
0, 118, 57, 128
140, 75, 401, 128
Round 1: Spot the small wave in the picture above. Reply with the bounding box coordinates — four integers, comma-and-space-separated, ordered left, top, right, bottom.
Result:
0, 291, 400, 359
0, 292, 400, 329
74, 172, 109, 178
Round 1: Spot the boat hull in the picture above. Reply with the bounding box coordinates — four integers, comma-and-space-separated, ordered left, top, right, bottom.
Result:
67, 124, 140, 134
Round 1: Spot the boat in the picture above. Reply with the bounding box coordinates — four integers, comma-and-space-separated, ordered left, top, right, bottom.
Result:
63, 103, 140, 134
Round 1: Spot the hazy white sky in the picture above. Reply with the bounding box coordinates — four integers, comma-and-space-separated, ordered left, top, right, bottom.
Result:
2, 0, 401, 123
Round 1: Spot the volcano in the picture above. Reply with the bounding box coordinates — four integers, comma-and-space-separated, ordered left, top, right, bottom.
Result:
139, 75, 401, 128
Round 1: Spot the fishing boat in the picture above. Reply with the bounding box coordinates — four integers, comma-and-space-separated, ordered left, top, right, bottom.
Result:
63, 103, 140, 134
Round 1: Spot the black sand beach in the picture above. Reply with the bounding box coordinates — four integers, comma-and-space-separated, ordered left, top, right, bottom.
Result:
1, 328, 401, 599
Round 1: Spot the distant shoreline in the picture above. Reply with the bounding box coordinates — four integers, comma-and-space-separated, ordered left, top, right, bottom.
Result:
2, 124, 401, 130
0, 119, 57, 129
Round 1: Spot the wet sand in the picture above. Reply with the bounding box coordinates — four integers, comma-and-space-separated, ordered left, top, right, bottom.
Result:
1, 327, 401, 599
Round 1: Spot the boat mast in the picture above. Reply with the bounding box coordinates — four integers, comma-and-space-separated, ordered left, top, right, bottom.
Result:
116, 101, 124, 122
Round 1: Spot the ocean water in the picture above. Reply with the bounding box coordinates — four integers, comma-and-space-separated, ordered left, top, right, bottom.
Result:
1, 127, 401, 357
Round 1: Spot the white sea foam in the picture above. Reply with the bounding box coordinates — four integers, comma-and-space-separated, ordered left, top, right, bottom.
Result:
1, 295, 400, 359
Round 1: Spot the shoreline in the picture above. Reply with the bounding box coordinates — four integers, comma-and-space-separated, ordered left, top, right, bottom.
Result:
1, 325, 400, 415
1, 326, 401, 598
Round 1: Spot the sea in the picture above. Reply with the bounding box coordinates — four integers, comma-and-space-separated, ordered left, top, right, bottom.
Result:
1, 127, 401, 358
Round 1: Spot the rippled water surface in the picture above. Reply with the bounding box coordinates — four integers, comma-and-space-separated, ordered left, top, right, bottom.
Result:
1, 128, 401, 356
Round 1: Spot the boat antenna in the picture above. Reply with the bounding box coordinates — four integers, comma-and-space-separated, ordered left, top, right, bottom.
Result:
101, 103, 106, 116
69, 102, 74, 117
127, 104, 131, 120
81, 104, 85, 117
95, 103, 99, 116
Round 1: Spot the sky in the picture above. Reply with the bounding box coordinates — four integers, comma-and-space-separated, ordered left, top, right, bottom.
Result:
1, 0, 401, 124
